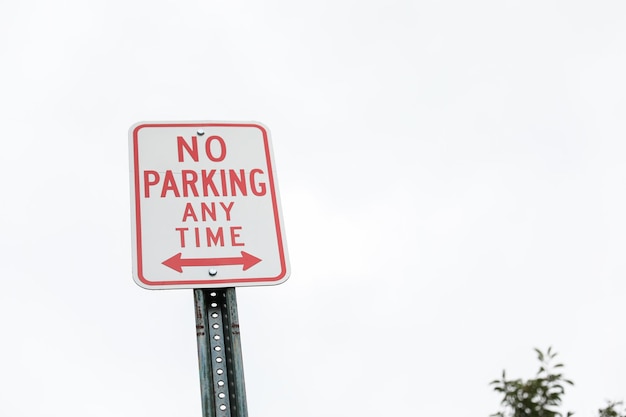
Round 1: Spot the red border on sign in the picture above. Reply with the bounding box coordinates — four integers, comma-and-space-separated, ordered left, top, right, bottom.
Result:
131, 122, 288, 287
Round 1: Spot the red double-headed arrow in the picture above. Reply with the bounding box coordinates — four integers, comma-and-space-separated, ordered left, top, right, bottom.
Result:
162, 251, 262, 273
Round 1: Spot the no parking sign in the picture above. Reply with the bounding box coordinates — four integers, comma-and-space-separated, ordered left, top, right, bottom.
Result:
129, 121, 290, 289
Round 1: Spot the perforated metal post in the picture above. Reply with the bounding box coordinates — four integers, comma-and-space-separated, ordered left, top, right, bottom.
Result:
194, 288, 248, 417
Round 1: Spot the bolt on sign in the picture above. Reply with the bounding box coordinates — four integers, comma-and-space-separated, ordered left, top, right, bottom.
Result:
129, 121, 290, 289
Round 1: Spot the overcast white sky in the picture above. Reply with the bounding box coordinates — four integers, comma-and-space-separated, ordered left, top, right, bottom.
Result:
1, 1, 625, 416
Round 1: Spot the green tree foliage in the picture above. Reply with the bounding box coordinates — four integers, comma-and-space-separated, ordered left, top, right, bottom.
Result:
490, 348, 625, 417
490, 347, 573, 417
598, 401, 626, 417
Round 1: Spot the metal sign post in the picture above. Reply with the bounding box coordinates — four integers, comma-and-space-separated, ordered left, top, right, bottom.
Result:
194, 288, 248, 417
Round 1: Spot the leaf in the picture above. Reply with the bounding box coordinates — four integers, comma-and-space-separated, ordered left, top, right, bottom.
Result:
535, 347, 545, 361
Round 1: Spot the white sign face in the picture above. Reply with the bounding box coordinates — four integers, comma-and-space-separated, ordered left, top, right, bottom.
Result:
129, 121, 290, 289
